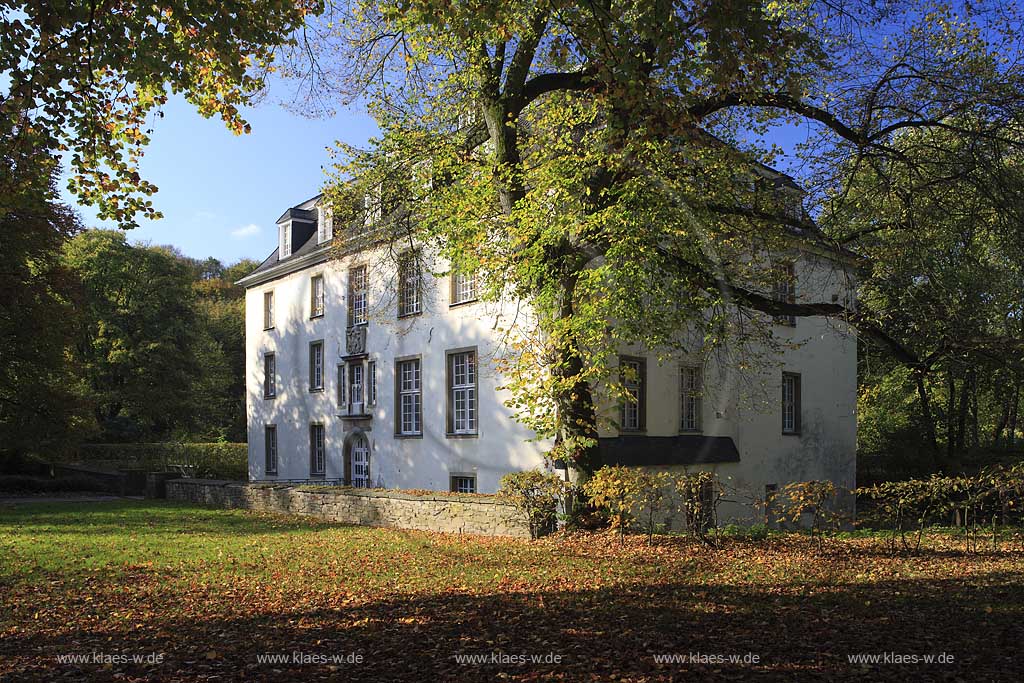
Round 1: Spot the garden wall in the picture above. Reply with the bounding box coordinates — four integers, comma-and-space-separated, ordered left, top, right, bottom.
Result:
165, 479, 531, 538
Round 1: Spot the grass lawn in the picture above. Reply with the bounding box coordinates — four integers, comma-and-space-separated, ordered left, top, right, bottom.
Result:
1, 501, 1022, 681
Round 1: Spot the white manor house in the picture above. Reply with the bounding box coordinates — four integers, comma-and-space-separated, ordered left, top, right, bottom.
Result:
239, 190, 858, 520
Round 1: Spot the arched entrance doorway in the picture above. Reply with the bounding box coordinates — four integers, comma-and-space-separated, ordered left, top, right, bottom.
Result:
344, 431, 371, 488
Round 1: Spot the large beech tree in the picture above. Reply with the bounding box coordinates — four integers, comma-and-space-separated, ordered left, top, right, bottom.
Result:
298, 0, 1024, 471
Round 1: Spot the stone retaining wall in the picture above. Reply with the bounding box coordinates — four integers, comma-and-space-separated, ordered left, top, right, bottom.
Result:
166, 479, 531, 538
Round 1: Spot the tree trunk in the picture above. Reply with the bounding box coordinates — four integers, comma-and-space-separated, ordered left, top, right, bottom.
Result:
1009, 378, 1021, 449
969, 370, 979, 449
915, 372, 940, 469
956, 370, 969, 454
946, 371, 956, 462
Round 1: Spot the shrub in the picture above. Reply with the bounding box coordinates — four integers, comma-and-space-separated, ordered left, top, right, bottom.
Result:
497, 470, 567, 539
0, 474, 108, 493
583, 466, 675, 543
673, 470, 722, 545
858, 476, 952, 553
69, 443, 247, 480
779, 480, 842, 548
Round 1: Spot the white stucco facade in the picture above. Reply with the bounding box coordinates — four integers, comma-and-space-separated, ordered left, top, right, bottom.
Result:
241, 196, 857, 516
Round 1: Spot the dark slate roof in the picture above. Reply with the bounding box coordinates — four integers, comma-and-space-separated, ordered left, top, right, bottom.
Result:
596, 435, 740, 467
275, 207, 317, 224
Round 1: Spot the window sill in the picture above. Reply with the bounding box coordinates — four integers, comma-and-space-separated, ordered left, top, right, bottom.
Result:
265, 472, 278, 477
445, 432, 479, 439
449, 299, 478, 309
264, 326, 275, 331
347, 321, 369, 328
679, 429, 704, 435
309, 473, 326, 479
394, 432, 423, 439
620, 429, 647, 435
309, 388, 324, 394
782, 431, 801, 436
397, 311, 422, 320
310, 313, 325, 320
263, 394, 276, 400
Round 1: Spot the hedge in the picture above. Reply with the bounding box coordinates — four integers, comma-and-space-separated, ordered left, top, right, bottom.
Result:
0, 474, 111, 494
71, 443, 248, 480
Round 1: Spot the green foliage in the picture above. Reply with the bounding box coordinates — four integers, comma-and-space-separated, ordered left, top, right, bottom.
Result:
72, 443, 248, 481
779, 480, 842, 548
0, 160, 96, 458
0, 1, 317, 227
497, 470, 567, 539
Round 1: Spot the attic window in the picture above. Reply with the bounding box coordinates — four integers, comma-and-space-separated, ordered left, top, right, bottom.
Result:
280, 223, 292, 258
317, 205, 333, 244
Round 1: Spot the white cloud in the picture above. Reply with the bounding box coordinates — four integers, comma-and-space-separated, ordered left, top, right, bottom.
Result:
230, 223, 261, 238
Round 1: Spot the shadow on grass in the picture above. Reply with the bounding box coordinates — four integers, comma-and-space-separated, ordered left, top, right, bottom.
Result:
2, 570, 1022, 682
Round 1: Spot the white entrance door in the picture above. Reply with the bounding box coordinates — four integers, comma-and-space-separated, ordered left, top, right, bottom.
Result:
351, 435, 370, 488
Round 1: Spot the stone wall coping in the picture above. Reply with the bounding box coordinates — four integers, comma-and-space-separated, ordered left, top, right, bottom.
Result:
168, 479, 517, 508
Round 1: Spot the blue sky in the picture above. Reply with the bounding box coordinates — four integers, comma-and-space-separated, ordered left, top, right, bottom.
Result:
63, 91, 380, 265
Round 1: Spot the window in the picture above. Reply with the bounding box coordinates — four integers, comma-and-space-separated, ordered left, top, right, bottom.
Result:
620, 357, 646, 432
310, 424, 325, 476
448, 350, 477, 435
263, 353, 276, 399
680, 365, 702, 432
350, 362, 365, 413
264, 426, 278, 475
396, 358, 422, 435
263, 291, 274, 329
317, 205, 333, 244
337, 364, 346, 406
782, 372, 802, 434
280, 223, 291, 258
450, 475, 477, 494
309, 341, 324, 392
773, 262, 796, 326
398, 252, 422, 317
310, 274, 325, 318
367, 360, 377, 406
348, 265, 368, 326
451, 271, 478, 305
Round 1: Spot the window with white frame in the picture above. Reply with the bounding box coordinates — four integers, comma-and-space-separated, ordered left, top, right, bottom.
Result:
398, 252, 422, 317
349, 362, 365, 414
348, 265, 368, 326
450, 475, 477, 494
367, 360, 377, 405
317, 205, 333, 244
397, 358, 422, 435
782, 372, 801, 434
620, 357, 645, 432
309, 424, 325, 476
773, 262, 796, 326
448, 350, 477, 435
309, 341, 324, 392
279, 223, 291, 258
263, 353, 276, 399
263, 290, 274, 329
264, 425, 278, 475
451, 271, 477, 305
310, 274, 325, 318
680, 365, 702, 432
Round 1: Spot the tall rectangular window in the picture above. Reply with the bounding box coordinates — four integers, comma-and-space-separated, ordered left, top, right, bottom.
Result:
451, 271, 478, 305
448, 350, 478, 435
264, 426, 278, 475
310, 424, 325, 476
310, 274, 325, 318
396, 358, 422, 435
773, 262, 796, 326
349, 362, 364, 413
348, 265, 368, 326
782, 372, 802, 434
337, 364, 346, 406
309, 341, 324, 392
398, 252, 422, 317
620, 357, 646, 432
263, 290, 274, 329
263, 353, 276, 399
367, 360, 377, 406
680, 365, 702, 432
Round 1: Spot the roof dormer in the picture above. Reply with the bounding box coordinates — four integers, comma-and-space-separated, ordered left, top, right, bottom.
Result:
276, 208, 317, 260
